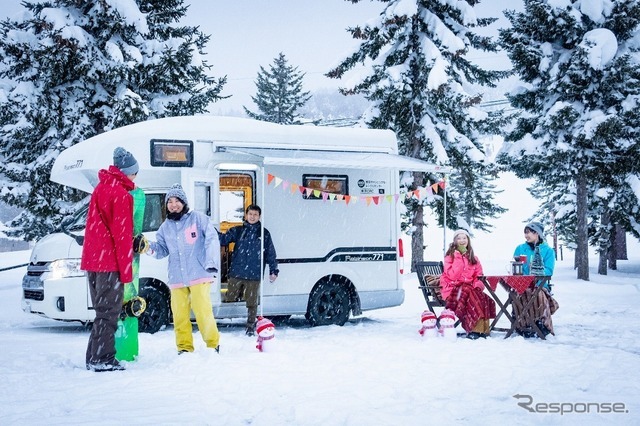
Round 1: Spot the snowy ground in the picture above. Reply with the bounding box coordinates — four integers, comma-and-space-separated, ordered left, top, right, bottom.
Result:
1, 243, 639, 425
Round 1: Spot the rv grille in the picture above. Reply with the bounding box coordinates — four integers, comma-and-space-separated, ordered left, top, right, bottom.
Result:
24, 290, 44, 301
27, 262, 49, 277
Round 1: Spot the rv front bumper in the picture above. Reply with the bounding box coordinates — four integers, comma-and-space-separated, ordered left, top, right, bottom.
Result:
22, 275, 94, 322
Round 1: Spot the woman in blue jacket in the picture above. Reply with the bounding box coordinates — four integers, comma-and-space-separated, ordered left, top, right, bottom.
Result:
219, 204, 278, 336
143, 184, 221, 354
512, 221, 559, 338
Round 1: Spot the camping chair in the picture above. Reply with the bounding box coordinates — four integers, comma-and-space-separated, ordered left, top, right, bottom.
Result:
416, 261, 461, 328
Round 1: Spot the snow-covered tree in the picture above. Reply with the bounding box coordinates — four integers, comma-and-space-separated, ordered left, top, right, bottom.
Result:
498, 0, 640, 280
327, 0, 508, 270
244, 52, 311, 124
0, 0, 226, 240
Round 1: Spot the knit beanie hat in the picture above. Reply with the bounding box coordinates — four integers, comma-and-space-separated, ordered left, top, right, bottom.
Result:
439, 309, 456, 323
113, 147, 139, 176
256, 316, 275, 335
525, 221, 544, 238
421, 310, 437, 324
453, 229, 470, 241
165, 183, 188, 205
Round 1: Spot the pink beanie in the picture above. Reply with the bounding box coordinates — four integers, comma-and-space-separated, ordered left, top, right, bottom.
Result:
439, 309, 456, 322
421, 310, 437, 323
256, 316, 274, 335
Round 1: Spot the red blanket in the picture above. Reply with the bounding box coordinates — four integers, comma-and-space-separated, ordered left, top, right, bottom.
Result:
446, 284, 496, 333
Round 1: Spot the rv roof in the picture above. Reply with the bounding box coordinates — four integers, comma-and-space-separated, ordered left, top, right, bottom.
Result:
50, 116, 449, 193
84, 115, 398, 152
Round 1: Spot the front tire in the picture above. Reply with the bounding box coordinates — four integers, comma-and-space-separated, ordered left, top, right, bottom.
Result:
306, 280, 351, 326
138, 284, 170, 334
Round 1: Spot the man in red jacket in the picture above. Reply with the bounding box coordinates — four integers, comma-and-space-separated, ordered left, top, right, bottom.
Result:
81, 147, 138, 372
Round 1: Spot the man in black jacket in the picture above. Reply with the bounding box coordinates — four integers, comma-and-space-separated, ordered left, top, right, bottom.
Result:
219, 204, 278, 336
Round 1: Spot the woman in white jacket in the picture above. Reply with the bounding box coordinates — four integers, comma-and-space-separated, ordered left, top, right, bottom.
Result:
140, 184, 221, 354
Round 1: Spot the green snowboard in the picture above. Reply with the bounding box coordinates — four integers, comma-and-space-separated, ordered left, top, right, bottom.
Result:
115, 187, 146, 361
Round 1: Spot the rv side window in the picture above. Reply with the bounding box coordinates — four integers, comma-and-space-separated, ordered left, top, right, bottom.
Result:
302, 174, 349, 200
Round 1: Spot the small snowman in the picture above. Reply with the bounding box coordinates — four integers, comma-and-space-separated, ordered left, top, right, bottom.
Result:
255, 316, 275, 352
438, 309, 457, 341
418, 310, 438, 338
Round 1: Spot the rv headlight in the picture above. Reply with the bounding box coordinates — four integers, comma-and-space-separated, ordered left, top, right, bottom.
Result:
44, 259, 85, 280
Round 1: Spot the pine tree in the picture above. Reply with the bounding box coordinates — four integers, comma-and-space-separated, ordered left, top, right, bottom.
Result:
498, 0, 640, 280
0, 0, 226, 240
244, 52, 311, 124
327, 0, 509, 270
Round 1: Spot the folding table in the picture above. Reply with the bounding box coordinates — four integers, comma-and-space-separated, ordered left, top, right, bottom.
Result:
480, 275, 552, 339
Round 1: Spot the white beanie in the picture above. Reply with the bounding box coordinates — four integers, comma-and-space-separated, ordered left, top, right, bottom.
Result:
453, 229, 470, 241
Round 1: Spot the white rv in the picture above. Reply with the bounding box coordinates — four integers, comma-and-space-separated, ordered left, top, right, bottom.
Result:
21, 116, 450, 332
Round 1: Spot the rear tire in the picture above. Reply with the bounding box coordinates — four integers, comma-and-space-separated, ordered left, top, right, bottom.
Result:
138, 284, 170, 334
306, 280, 350, 326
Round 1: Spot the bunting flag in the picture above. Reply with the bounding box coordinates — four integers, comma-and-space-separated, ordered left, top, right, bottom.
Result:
266, 174, 446, 207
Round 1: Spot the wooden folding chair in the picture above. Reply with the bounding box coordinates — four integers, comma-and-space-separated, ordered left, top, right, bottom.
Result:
416, 261, 462, 330
416, 261, 445, 315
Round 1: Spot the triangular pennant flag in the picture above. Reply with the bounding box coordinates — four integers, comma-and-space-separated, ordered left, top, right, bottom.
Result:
328, 193, 337, 202
413, 189, 420, 199
431, 183, 439, 192
322, 192, 328, 201
336, 194, 344, 202
305, 187, 313, 197
426, 186, 433, 197
394, 194, 400, 203
267, 174, 275, 185
345, 195, 351, 205
282, 181, 290, 191
313, 189, 321, 198
300, 185, 306, 194
290, 183, 299, 194
366, 197, 372, 206
439, 181, 446, 190
386, 195, 393, 203
274, 177, 282, 188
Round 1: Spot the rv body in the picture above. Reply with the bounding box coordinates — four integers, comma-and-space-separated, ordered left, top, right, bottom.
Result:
21, 116, 449, 332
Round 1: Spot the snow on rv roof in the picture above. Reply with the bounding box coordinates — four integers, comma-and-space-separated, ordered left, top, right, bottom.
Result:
50, 116, 447, 193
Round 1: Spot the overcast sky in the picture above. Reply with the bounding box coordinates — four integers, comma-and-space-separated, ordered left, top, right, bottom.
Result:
3, 0, 521, 114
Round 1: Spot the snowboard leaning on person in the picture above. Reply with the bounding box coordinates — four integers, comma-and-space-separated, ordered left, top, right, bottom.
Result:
81, 147, 139, 372
219, 204, 278, 336
137, 184, 221, 354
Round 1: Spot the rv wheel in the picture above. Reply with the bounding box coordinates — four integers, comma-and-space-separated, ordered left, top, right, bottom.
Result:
138, 284, 170, 334
306, 280, 350, 326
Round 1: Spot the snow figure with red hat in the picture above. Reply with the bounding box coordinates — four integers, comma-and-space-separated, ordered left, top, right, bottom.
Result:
418, 310, 438, 338
438, 309, 457, 341
255, 316, 275, 352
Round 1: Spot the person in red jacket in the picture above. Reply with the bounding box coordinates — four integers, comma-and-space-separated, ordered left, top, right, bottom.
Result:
440, 229, 495, 339
81, 147, 138, 372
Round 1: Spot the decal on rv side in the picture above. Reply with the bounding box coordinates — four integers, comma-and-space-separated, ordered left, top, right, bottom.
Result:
64, 160, 84, 170
357, 178, 386, 195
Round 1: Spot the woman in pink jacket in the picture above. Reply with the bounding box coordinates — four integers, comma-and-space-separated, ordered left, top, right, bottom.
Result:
440, 229, 495, 339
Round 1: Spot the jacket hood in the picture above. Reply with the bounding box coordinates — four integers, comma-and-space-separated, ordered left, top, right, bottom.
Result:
98, 165, 135, 192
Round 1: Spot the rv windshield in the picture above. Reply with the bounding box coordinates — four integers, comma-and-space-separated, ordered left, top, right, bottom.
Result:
61, 193, 166, 233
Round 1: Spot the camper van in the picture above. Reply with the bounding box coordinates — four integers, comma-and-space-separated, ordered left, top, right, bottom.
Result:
21, 116, 450, 333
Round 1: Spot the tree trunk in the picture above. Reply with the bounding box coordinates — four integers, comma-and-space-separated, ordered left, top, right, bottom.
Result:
575, 175, 589, 280
615, 224, 627, 260
597, 209, 609, 275
608, 224, 618, 270
411, 204, 424, 273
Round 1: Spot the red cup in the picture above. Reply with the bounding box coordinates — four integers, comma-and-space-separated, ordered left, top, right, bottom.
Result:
519, 255, 527, 263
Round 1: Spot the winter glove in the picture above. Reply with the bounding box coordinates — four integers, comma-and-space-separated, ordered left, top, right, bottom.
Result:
206, 267, 218, 274
456, 244, 467, 254
133, 234, 149, 254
